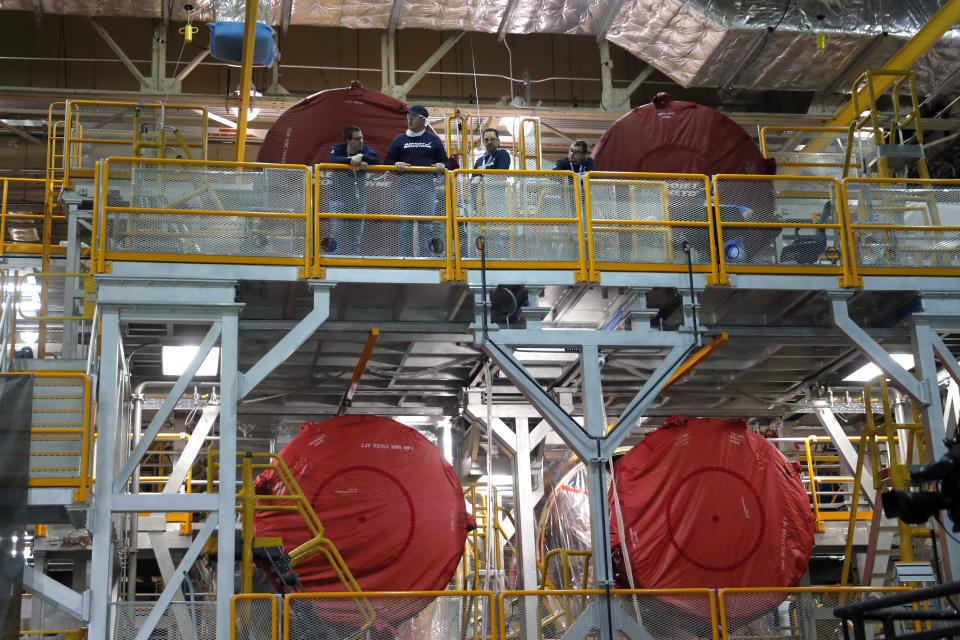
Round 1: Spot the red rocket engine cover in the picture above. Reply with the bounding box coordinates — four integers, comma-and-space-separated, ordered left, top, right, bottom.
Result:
254, 415, 471, 627
592, 93, 775, 176
609, 416, 813, 628
256, 81, 411, 166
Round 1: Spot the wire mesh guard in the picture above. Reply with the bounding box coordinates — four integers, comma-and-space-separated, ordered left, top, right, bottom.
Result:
844, 180, 960, 269
720, 589, 938, 640
316, 166, 450, 260
68, 103, 206, 175
585, 175, 712, 266
231, 597, 277, 640
713, 177, 843, 268
285, 593, 494, 640
112, 601, 216, 640
453, 171, 582, 264
502, 591, 716, 640
103, 162, 308, 259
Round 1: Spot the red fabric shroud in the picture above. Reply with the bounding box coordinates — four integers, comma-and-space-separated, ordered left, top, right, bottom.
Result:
254, 415, 471, 628
592, 92, 776, 176
609, 416, 813, 628
256, 81, 410, 166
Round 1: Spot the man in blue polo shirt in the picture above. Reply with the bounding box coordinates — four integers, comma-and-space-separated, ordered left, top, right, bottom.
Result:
384, 105, 449, 257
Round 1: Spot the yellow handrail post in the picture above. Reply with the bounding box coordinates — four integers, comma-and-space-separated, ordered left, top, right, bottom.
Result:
240, 452, 256, 594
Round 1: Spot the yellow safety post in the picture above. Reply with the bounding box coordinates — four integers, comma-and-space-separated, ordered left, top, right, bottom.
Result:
234, 0, 259, 162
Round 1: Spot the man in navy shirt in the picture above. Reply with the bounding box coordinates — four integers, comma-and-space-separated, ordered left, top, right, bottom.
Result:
328, 126, 379, 255
553, 140, 594, 175
474, 128, 511, 170
384, 105, 449, 257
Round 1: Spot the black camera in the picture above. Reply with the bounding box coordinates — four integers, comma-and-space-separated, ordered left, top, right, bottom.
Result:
881, 432, 960, 532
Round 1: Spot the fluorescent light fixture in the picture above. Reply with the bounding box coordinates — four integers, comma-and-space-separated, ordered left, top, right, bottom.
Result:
512, 348, 579, 362
477, 474, 515, 487
162, 345, 220, 377
843, 353, 914, 382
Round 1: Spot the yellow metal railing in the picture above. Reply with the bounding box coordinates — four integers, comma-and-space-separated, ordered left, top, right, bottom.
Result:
231, 593, 277, 640
0, 177, 65, 257
209, 449, 374, 632
285, 591, 496, 640
844, 69, 928, 180
717, 587, 911, 639
801, 435, 897, 533
760, 126, 873, 179
313, 163, 454, 279
842, 177, 960, 280
63, 100, 208, 185
95, 157, 312, 274
499, 589, 719, 640
450, 168, 587, 281
583, 172, 718, 283
20, 629, 87, 640
0, 370, 94, 502
711, 174, 855, 285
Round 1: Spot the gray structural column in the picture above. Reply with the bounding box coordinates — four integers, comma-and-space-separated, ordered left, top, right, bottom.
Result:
831, 293, 960, 580
580, 344, 615, 587
217, 310, 239, 639
912, 320, 960, 580
87, 308, 121, 639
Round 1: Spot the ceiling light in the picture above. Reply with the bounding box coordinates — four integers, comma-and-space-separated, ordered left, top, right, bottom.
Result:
162, 345, 220, 377
843, 353, 914, 382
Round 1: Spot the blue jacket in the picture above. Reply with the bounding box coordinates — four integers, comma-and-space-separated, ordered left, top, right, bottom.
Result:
328, 143, 380, 211
474, 148, 511, 170
329, 143, 379, 166
384, 131, 449, 168
554, 156, 594, 175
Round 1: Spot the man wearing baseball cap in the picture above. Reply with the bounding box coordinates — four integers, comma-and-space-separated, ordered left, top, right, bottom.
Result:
384, 104, 449, 257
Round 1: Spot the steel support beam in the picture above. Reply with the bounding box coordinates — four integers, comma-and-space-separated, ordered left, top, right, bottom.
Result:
814, 407, 876, 508
497, 0, 520, 41
113, 321, 222, 491
387, 0, 403, 36
217, 311, 240, 639
87, 18, 148, 89
240, 285, 330, 397
911, 321, 960, 581
830, 295, 925, 403
174, 49, 210, 85
87, 309, 121, 640
381, 32, 397, 96
132, 515, 218, 640
162, 405, 221, 494
514, 417, 543, 591
22, 565, 87, 621
394, 32, 465, 100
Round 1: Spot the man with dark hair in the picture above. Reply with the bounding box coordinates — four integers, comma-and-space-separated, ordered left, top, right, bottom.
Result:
474, 128, 511, 170
328, 126, 379, 255
554, 140, 594, 175
385, 105, 449, 257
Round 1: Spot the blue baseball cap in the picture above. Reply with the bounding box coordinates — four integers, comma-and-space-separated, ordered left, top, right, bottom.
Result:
406, 104, 429, 118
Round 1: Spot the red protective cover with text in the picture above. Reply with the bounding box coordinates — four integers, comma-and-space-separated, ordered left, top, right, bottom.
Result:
609, 416, 813, 627
592, 93, 776, 175
254, 415, 470, 628
256, 81, 410, 166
